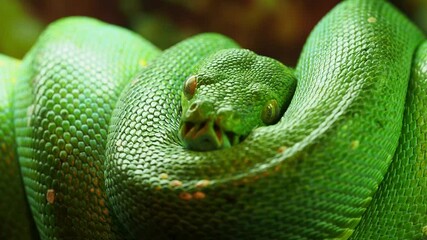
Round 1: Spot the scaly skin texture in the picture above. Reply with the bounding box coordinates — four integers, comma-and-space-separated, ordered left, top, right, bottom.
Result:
0, 54, 38, 240
107, 0, 425, 239
13, 17, 160, 239
350, 40, 427, 239
1, 0, 426, 239
106, 33, 239, 239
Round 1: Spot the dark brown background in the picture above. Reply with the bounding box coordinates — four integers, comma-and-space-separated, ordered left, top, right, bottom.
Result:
1, 0, 426, 66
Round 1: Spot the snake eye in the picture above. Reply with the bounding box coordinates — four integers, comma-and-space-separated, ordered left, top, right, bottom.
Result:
183, 75, 197, 99
262, 99, 280, 124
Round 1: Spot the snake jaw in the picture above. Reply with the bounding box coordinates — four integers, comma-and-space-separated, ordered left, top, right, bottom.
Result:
179, 119, 240, 151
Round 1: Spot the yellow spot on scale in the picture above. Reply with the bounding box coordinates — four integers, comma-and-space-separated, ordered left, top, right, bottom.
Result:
159, 173, 169, 179
350, 140, 360, 150
277, 146, 288, 153
193, 191, 206, 200
179, 192, 192, 201
170, 180, 182, 187
195, 179, 210, 188
139, 59, 147, 67
368, 17, 377, 23
422, 225, 427, 236
46, 189, 55, 204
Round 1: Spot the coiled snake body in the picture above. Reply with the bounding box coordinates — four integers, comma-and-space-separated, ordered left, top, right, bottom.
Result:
1, 0, 426, 239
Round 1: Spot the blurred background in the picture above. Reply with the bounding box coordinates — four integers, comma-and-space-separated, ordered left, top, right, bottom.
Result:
0, 0, 426, 66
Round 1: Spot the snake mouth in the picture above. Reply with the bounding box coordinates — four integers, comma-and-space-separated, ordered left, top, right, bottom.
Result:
179, 120, 241, 151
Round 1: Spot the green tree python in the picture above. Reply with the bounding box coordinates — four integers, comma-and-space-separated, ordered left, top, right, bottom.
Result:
1, 0, 426, 239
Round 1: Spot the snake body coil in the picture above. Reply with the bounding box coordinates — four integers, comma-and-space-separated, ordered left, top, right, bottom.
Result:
0, 0, 426, 239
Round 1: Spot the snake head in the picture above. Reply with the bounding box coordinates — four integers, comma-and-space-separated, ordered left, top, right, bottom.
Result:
179, 49, 296, 151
